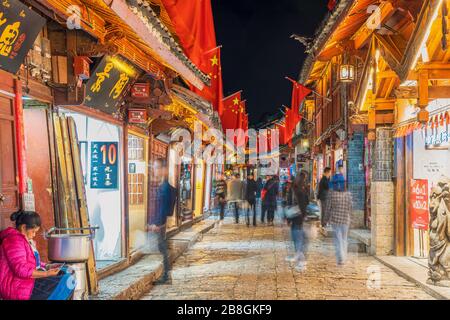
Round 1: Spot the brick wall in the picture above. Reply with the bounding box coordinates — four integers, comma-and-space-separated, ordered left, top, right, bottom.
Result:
347, 132, 365, 228
370, 128, 394, 255
370, 181, 395, 255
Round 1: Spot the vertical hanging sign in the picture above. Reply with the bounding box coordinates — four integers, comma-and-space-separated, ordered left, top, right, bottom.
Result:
410, 179, 429, 230
84, 56, 138, 114
90, 142, 119, 189
0, 0, 46, 74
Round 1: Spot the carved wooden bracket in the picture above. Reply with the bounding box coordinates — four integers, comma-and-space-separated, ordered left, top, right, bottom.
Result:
148, 108, 172, 120
395, 87, 417, 99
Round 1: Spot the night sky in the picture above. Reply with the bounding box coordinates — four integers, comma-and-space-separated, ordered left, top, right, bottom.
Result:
211, 0, 328, 126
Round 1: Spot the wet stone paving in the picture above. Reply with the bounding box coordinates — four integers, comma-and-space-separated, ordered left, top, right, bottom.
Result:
142, 211, 434, 300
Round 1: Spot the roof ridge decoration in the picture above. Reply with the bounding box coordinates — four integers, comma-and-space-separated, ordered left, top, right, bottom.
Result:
299, 0, 355, 83
127, 0, 211, 86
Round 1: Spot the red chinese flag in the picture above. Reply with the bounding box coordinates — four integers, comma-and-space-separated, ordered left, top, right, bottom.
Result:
161, 0, 217, 68
258, 128, 276, 154
290, 81, 312, 114
276, 123, 287, 145
221, 91, 241, 130
238, 100, 247, 129
327, 0, 337, 11
235, 100, 247, 147
285, 107, 293, 142
243, 113, 249, 132
161, 0, 223, 114
195, 46, 223, 115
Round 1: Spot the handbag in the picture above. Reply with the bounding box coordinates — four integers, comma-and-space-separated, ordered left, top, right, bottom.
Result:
284, 205, 301, 220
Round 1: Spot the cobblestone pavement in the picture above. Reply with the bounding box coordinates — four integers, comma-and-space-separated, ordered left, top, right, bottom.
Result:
142, 211, 434, 300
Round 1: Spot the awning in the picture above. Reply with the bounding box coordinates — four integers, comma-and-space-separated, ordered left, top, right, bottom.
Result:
393, 110, 450, 138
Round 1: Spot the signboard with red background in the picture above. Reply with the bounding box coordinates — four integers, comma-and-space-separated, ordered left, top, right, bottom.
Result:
410, 179, 429, 230
128, 109, 147, 124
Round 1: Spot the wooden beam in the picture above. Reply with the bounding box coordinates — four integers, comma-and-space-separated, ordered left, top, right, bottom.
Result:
395, 85, 450, 99
418, 69, 429, 107
376, 113, 395, 124
374, 99, 396, 110
378, 70, 398, 79
420, 63, 450, 69
376, 34, 403, 65
409, 68, 450, 80
418, 69, 429, 122
368, 106, 376, 130
385, 77, 397, 99
353, 1, 396, 49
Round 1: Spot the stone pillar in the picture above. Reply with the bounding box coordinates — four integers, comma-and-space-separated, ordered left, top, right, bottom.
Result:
347, 132, 365, 228
370, 128, 395, 256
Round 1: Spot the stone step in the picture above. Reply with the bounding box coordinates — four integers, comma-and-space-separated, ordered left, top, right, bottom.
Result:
90, 218, 217, 300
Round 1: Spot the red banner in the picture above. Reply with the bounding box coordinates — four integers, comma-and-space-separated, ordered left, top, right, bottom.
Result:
410, 179, 429, 230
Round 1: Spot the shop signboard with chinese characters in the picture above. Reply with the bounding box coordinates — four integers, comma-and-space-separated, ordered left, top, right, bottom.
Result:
131, 83, 150, 98
84, 56, 138, 114
128, 108, 147, 124
413, 129, 450, 181
90, 142, 118, 189
410, 179, 429, 230
0, 0, 46, 74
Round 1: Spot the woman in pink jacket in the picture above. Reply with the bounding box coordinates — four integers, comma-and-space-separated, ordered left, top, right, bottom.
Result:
0, 211, 74, 300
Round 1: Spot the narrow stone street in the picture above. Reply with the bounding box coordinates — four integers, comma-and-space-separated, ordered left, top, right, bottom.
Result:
142, 212, 434, 300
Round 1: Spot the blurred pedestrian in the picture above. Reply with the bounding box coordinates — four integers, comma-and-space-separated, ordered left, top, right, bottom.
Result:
245, 173, 258, 227
318, 167, 331, 227
148, 159, 177, 284
331, 164, 345, 192
255, 177, 263, 212
286, 171, 310, 272
215, 173, 227, 220
227, 173, 244, 224
261, 175, 279, 226
324, 181, 352, 266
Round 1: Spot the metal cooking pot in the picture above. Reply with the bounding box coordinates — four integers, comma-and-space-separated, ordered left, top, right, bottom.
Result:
45, 227, 98, 263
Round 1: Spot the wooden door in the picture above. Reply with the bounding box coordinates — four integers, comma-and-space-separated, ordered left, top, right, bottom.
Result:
0, 94, 19, 229
23, 107, 54, 260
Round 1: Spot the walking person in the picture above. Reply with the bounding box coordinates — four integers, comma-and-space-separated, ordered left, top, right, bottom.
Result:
331, 164, 346, 192
318, 167, 332, 227
148, 159, 177, 284
261, 175, 279, 226
215, 173, 227, 221
245, 173, 258, 227
255, 177, 263, 213
227, 173, 244, 224
286, 171, 310, 271
324, 181, 352, 266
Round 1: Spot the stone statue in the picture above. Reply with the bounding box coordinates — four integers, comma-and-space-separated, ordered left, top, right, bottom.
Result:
428, 177, 450, 287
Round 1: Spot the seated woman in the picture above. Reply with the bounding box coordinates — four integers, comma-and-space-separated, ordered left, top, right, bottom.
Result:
0, 210, 76, 300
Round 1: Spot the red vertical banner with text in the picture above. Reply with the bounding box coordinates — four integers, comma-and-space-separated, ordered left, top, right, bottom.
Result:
410, 179, 429, 230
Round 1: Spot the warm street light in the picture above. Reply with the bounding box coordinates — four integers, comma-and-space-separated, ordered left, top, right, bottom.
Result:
301, 139, 309, 148
339, 64, 355, 83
